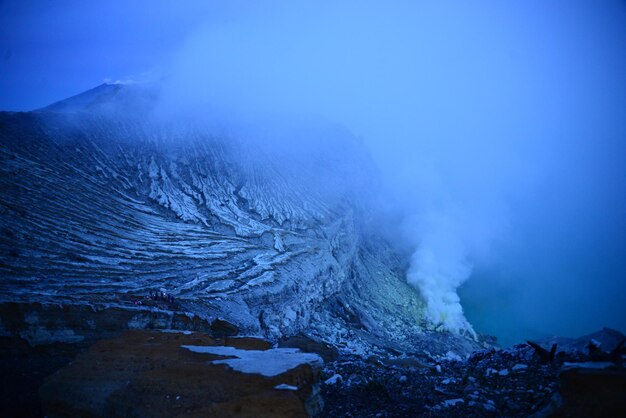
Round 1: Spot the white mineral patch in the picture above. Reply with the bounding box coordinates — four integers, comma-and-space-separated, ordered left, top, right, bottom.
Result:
274, 384, 298, 390
562, 361, 615, 370
158, 329, 193, 335
440, 398, 464, 408
324, 374, 343, 385
445, 351, 462, 362
181, 345, 323, 377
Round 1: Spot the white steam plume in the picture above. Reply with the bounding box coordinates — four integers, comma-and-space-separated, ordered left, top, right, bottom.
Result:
156, 1, 509, 335
154, 1, 626, 340
406, 212, 475, 335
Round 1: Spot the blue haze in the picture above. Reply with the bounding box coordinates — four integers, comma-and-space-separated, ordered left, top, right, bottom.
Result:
1, 0, 625, 345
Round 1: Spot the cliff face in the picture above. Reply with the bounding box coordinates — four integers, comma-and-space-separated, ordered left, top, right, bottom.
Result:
0, 83, 476, 354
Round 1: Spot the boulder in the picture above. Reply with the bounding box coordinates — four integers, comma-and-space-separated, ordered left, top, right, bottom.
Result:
555, 365, 626, 417
279, 334, 339, 362
210, 318, 240, 338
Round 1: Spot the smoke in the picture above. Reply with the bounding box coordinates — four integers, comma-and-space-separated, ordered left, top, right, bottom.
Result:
157, 1, 486, 331
3, 0, 625, 342
407, 211, 474, 334
152, 0, 626, 339
156, 1, 526, 333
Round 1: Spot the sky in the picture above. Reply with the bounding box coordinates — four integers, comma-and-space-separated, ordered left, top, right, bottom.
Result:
1, 0, 626, 345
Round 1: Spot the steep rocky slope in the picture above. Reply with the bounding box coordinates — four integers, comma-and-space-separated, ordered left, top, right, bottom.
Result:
4, 84, 623, 418
1, 83, 474, 355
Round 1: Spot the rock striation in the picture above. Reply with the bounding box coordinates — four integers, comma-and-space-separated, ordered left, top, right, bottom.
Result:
0, 83, 484, 416
0, 82, 467, 353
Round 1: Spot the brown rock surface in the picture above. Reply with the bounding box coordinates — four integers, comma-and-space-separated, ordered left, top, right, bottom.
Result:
554, 366, 626, 417
0, 301, 214, 417
40, 330, 323, 417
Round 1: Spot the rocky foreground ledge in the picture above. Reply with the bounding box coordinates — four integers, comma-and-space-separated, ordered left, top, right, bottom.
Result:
1, 301, 625, 417
39, 330, 323, 417
16, 328, 626, 418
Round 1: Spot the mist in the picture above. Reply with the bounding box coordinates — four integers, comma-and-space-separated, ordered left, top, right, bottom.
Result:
2, 0, 626, 345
